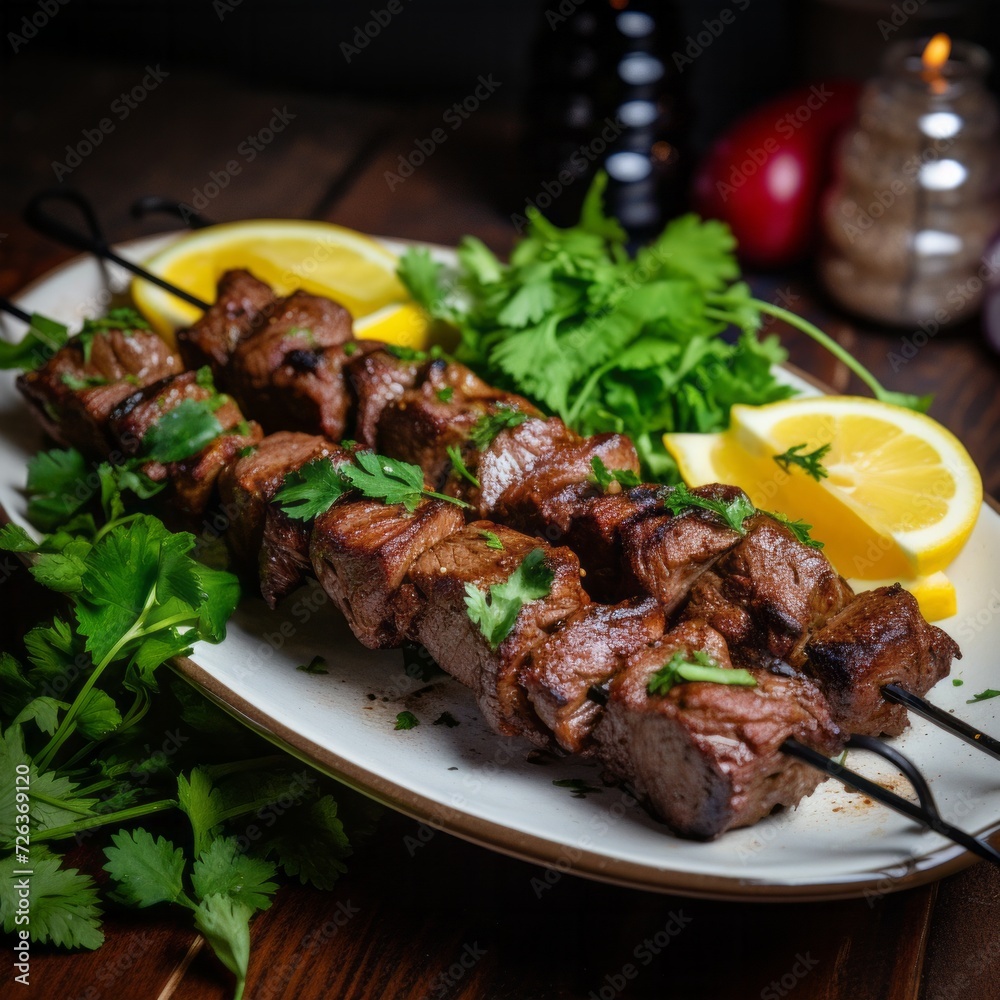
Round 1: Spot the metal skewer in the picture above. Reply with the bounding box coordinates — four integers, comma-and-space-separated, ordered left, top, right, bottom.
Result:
1, 297, 32, 324
782, 736, 1000, 869
21, 187, 1000, 767
24, 188, 211, 311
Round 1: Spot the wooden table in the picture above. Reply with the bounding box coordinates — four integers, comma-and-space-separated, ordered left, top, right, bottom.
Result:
3, 54, 999, 1000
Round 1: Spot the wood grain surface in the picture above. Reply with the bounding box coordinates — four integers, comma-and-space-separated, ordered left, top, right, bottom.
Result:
2, 52, 998, 1000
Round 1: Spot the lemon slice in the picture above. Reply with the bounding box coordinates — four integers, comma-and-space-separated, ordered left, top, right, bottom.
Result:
131, 220, 431, 347
664, 396, 982, 581
847, 572, 957, 623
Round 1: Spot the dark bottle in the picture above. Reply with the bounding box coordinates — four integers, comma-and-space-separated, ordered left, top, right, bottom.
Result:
518, 0, 687, 241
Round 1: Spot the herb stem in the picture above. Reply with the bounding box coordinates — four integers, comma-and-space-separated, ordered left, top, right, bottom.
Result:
29, 790, 97, 816
33, 797, 179, 842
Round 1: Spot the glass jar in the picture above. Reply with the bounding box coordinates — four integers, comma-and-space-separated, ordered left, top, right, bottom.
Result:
818, 37, 1000, 327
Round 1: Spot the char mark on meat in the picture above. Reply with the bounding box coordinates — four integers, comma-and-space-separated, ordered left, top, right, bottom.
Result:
804, 583, 959, 736
17, 328, 182, 455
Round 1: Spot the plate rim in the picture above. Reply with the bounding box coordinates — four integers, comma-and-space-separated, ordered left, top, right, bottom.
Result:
4, 234, 997, 902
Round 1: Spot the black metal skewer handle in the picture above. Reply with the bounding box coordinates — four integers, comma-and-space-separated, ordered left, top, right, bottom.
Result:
24, 189, 210, 312
0, 297, 32, 324
783, 735, 1000, 869
130, 195, 215, 229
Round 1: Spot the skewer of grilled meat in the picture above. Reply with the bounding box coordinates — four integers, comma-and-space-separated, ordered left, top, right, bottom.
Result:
174, 271, 958, 744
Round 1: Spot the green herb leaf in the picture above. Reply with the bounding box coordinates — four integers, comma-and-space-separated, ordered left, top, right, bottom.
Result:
464, 548, 554, 649
296, 655, 328, 675
0, 313, 69, 371
478, 529, 504, 551
588, 456, 641, 492
344, 451, 470, 512
103, 829, 187, 908
24, 448, 91, 531
662, 483, 756, 534
765, 510, 824, 549
552, 778, 602, 798
192, 894, 253, 1000
258, 794, 352, 891
446, 444, 481, 488
646, 650, 757, 697
191, 837, 278, 913
0, 849, 103, 950
773, 442, 831, 481
142, 398, 224, 463
436, 386, 454, 402
967, 689, 1000, 704
276, 457, 352, 521
468, 408, 529, 451
394, 710, 420, 730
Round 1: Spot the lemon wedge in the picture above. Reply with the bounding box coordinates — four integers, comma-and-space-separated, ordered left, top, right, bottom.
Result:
664, 396, 982, 584
847, 572, 957, 623
131, 220, 432, 348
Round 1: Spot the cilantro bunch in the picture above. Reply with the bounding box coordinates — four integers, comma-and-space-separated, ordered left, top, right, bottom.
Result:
0, 447, 378, 999
399, 173, 929, 481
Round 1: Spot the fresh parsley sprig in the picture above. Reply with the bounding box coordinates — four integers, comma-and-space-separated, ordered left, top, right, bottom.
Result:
646, 650, 757, 697
277, 451, 470, 521
766, 510, 824, 549
662, 483, 756, 534
589, 456, 641, 493
464, 548, 554, 649
468, 407, 529, 451
773, 442, 831, 481
446, 444, 481, 488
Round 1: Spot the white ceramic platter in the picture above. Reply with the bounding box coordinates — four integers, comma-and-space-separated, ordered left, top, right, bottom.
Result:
2, 235, 998, 901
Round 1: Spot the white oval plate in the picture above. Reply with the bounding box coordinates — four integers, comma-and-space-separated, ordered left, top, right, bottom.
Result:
2, 235, 999, 901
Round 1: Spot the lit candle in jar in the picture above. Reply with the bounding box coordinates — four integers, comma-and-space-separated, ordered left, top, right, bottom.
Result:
818, 34, 1000, 328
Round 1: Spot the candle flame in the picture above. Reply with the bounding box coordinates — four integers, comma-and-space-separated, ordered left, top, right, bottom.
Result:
922, 33, 951, 93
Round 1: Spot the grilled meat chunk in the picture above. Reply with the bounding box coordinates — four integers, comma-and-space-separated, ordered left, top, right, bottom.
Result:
218, 431, 339, 566
346, 349, 424, 448
408, 522, 590, 742
107, 370, 261, 516
804, 584, 959, 736
176, 269, 275, 374
595, 621, 842, 839
310, 497, 466, 649
17, 328, 183, 455
377, 359, 539, 489
619, 486, 748, 614
681, 513, 854, 669
521, 597, 666, 754
228, 292, 371, 438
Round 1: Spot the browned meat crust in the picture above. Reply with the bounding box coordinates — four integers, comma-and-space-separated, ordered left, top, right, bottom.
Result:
176, 269, 275, 374
17, 329, 182, 455
310, 496, 466, 648
408, 522, 590, 741
804, 584, 960, 736
345, 349, 424, 448
595, 621, 843, 839
521, 597, 666, 754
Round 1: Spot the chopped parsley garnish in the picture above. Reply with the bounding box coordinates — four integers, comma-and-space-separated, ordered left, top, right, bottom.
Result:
433, 712, 460, 728
384, 344, 427, 361
446, 444, 480, 488
394, 710, 420, 730
552, 778, 602, 798
588, 456, 641, 492
76, 308, 148, 362
967, 689, 1000, 704
952, 679, 964, 687
646, 650, 757, 697
296, 655, 328, 675
277, 451, 470, 521
468, 407, 529, 451
343, 342, 358, 356
662, 483, 756, 535
142, 399, 225, 463
436, 386, 454, 403
0, 313, 68, 371
60, 372, 108, 390
773, 442, 831, 481
765, 510, 824, 549
479, 529, 504, 551
238, 445, 257, 459
464, 548, 553, 649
